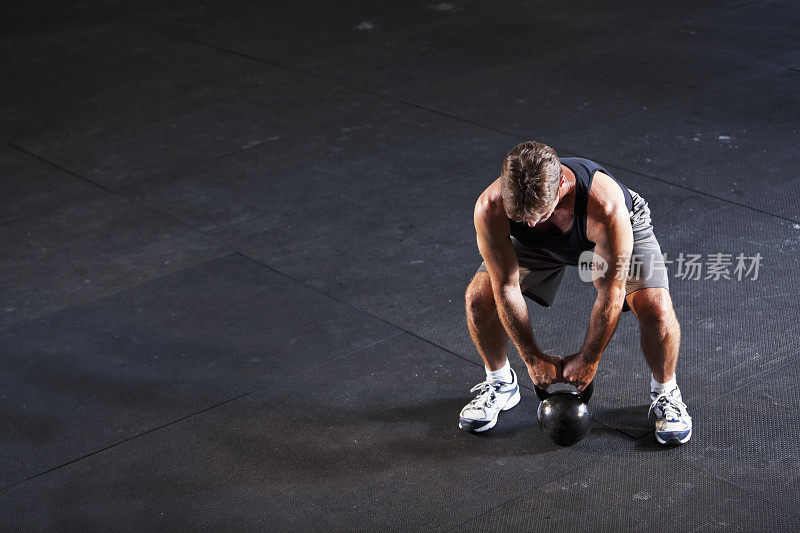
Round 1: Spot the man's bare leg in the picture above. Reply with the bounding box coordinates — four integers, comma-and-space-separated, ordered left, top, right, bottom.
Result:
465, 272, 508, 371
626, 288, 680, 383
459, 272, 521, 433
626, 288, 692, 445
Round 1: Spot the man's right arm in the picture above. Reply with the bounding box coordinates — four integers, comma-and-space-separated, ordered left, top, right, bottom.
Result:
474, 196, 562, 386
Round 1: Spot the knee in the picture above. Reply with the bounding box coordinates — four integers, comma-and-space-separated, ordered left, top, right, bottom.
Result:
465, 276, 496, 323
639, 301, 679, 338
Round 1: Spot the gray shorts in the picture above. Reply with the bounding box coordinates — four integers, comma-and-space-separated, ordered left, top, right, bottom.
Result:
476, 188, 669, 313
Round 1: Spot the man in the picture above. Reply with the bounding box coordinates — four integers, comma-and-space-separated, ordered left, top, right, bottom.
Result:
459, 141, 692, 445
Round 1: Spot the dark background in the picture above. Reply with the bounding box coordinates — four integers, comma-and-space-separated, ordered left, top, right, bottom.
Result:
2, 0, 799, 530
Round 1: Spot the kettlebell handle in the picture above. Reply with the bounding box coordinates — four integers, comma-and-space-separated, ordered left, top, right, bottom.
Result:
579, 380, 594, 402
534, 380, 594, 402
533, 383, 550, 401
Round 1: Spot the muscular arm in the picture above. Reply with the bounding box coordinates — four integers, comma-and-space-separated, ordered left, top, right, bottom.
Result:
564, 200, 633, 388
474, 195, 560, 385
474, 199, 541, 361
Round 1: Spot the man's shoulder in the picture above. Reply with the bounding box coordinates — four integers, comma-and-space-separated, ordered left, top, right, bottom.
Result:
474, 178, 509, 233
475, 178, 504, 214
588, 171, 627, 218
586, 172, 629, 243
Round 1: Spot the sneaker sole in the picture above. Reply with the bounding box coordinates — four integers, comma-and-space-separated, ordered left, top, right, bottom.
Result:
656, 428, 692, 445
459, 387, 521, 433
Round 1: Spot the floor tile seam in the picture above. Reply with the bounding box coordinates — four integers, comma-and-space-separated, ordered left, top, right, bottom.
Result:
103, 105, 391, 196
1, 152, 457, 334
7, 112, 404, 231
0, 159, 96, 218
640, 58, 788, 113
347, 86, 799, 226
127, 21, 351, 89
5, 144, 796, 386
411, 71, 800, 226
6, 5, 788, 140
630, 428, 799, 518
3, 120, 441, 336
4, 17, 796, 359
593, 418, 641, 441
5, 217, 231, 269
423, 37, 785, 120
616, 426, 653, 440
1, 1, 791, 498
693, 457, 800, 515
3, 141, 264, 266
0, 388, 256, 493
7, 141, 111, 192
388, 17, 636, 88
127, 6, 631, 71
598, 12, 800, 115
1, 258, 783, 494
401, 100, 800, 225
623, 0, 768, 35
233, 252, 493, 374
122, 9, 450, 64
627, 347, 796, 420
5, 141, 237, 245
34, 205, 237, 274
550, 0, 761, 38
639, 30, 795, 71
341, 24, 635, 108
239, 238, 643, 445
631, 356, 799, 444
295, 330, 406, 378
633, 428, 656, 443
692, 354, 799, 412
440, 461, 598, 532
122, 16, 800, 226
6, 105, 388, 229
627, 345, 798, 442
593, 22, 783, 79
581, 158, 800, 225
123, 20, 544, 133
233, 250, 800, 413
232, 251, 705, 451
400, 80, 800, 226
0, 285, 410, 493
142, 9, 755, 116
0, 250, 243, 336
0, 188, 97, 227
328, 14, 781, 120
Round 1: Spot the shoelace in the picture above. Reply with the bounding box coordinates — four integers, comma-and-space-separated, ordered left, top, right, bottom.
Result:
468, 380, 499, 413
648, 391, 688, 423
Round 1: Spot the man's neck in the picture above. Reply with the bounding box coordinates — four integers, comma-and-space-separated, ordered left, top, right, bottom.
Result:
557, 165, 577, 211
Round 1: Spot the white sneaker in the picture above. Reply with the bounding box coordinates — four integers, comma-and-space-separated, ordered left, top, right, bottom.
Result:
459, 368, 520, 433
649, 386, 693, 445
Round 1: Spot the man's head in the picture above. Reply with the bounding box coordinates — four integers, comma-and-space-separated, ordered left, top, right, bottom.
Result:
500, 141, 563, 225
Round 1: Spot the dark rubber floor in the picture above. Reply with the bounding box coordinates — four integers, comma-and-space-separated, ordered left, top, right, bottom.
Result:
2, 0, 799, 530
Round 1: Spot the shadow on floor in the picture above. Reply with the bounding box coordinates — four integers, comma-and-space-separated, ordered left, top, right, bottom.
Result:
593, 403, 652, 439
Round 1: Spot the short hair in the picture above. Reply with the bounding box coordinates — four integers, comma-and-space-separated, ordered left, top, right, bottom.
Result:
500, 141, 561, 222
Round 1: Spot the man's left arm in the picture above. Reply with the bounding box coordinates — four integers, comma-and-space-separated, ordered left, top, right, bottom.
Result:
563, 204, 633, 390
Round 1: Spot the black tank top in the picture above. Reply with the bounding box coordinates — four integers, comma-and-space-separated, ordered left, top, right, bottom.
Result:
509, 157, 633, 265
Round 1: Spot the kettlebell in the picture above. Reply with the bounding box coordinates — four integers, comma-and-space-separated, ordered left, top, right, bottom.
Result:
533, 381, 594, 446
